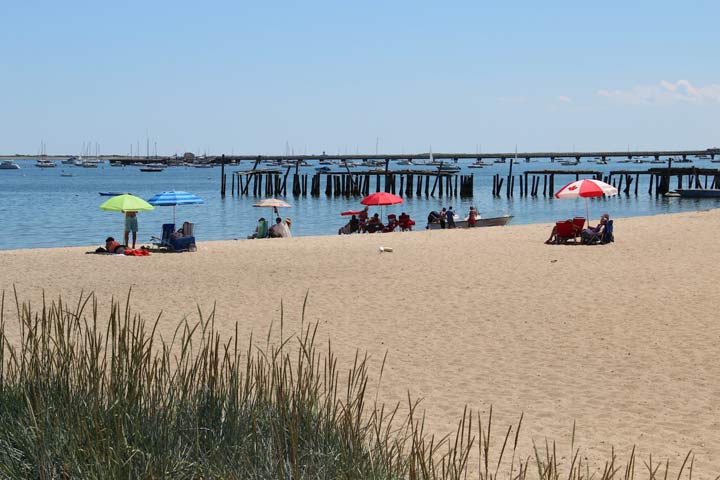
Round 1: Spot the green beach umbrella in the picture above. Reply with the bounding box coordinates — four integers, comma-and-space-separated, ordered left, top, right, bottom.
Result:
100, 194, 154, 240
99, 194, 155, 212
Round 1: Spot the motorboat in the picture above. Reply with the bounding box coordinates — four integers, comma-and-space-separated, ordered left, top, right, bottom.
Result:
468, 159, 493, 168
35, 159, 56, 168
427, 214, 513, 229
61, 157, 76, 165
676, 189, 720, 198
0, 160, 21, 170
140, 166, 164, 172
315, 166, 332, 173
99, 191, 130, 196
436, 164, 461, 172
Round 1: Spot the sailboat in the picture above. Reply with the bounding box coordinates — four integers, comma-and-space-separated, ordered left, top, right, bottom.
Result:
35, 142, 56, 168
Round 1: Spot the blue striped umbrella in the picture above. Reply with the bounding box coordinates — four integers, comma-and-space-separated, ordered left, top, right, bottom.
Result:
147, 191, 204, 224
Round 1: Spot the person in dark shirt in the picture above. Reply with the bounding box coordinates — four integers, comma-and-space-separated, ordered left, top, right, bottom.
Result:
446, 206, 456, 228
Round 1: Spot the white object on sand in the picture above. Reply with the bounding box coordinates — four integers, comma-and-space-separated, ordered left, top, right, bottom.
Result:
378, 246, 393, 253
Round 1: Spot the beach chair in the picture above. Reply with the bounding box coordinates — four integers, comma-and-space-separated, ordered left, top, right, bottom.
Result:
554, 220, 576, 244
572, 217, 585, 239
600, 220, 614, 244
383, 214, 399, 233
399, 215, 415, 231
150, 223, 176, 249
150, 223, 197, 252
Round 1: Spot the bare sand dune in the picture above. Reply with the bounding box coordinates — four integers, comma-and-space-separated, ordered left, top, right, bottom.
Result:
1, 209, 719, 473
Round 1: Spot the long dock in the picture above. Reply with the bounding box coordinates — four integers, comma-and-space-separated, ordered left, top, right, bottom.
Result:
218, 148, 718, 164
213, 150, 720, 199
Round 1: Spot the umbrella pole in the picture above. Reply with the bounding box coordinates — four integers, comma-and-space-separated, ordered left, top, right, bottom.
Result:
585, 197, 590, 225
173, 205, 176, 226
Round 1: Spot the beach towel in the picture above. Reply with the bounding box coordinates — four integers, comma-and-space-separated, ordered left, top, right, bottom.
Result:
123, 249, 151, 256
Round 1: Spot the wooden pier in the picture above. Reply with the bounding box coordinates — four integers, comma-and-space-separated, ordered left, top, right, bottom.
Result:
216, 152, 720, 200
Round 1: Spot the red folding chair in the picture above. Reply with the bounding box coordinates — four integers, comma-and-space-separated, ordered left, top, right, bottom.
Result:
555, 220, 577, 244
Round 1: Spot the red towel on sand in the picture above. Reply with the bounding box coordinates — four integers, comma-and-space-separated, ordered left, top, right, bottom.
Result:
123, 249, 150, 256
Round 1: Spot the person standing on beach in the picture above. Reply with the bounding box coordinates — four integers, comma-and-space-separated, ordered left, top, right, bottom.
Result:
446, 206, 456, 228
124, 211, 138, 249
468, 206, 477, 227
439, 208, 447, 229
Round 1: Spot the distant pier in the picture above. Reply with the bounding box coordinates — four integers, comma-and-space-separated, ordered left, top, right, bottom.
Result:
215, 148, 720, 199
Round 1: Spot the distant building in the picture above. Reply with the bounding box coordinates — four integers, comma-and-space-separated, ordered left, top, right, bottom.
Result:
183, 152, 195, 161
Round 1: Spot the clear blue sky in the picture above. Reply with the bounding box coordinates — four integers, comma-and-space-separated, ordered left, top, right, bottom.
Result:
1, 1, 718, 155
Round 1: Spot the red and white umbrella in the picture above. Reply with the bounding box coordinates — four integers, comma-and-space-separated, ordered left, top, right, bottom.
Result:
554, 179, 618, 221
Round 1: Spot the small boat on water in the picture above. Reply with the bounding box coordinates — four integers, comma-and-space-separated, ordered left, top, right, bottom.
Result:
0, 160, 21, 170
140, 167, 164, 172
468, 159, 493, 168
60, 171, 73, 177
676, 189, 720, 198
315, 166, 332, 172
35, 159, 56, 168
427, 215, 513, 229
99, 192, 131, 196
61, 157, 76, 165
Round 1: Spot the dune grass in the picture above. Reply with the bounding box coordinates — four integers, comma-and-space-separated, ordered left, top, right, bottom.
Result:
0, 289, 707, 479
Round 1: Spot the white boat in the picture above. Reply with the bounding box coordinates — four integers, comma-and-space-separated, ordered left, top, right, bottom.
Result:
397, 159, 414, 166
468, 159, 493, 168
60, 171, 73, 177
0, 160, 21, 170
35, 159, 56, 168
61, 157, 76, 165
81, 159, 100, 168
427, 215, 513, 229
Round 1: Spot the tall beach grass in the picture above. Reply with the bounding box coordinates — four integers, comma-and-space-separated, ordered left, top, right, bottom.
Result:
0, 289, 708, 479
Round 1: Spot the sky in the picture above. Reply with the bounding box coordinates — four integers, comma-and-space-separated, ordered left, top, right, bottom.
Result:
1, 1, 719, 155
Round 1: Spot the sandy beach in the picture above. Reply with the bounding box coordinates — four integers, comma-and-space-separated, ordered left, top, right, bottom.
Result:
1, 209, 719, 474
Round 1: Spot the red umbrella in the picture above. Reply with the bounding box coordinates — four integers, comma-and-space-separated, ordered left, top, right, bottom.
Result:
360, 192, 403, 206
360, 192, 403, 226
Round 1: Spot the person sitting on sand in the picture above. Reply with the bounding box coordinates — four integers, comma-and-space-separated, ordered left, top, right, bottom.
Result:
248, 218, 268, 239
338, 215, 360, 235
96, 236, 126, 254
581, 214, 610, 244
269, 217, 286, 238
359, 207, 369, 232
284, 217, 292, 236
366, 213, 384, 233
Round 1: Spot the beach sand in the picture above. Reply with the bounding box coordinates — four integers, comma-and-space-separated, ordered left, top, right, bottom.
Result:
1, 209, 719, 474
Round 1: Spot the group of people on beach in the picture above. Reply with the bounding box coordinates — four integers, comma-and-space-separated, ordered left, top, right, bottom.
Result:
427, 205, 478, 228
249, 215, 293, 239
544, 213, 614, 245
338, 207, 416, 234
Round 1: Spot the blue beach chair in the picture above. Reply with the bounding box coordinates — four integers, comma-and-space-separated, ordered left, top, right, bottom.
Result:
151, 223, 197, 252
600, 220, 614, 244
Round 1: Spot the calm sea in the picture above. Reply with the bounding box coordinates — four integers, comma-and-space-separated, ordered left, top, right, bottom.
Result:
1, 157, 718, 250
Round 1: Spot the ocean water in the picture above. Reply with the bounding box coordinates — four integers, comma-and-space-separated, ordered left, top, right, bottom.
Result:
1, 157, 719, 250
